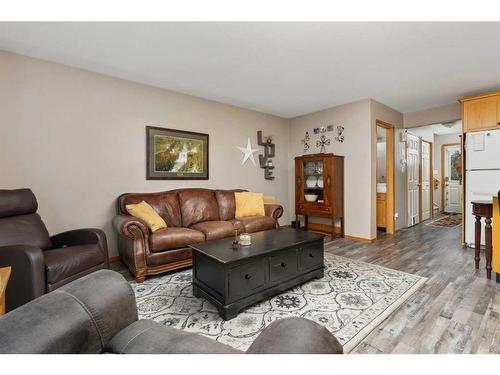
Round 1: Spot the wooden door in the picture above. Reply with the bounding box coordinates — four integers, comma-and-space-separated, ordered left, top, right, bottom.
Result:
443, 144, 462, 213
421, 141, 431, 221
407, 133, 421, 226
463, 95, 499, 132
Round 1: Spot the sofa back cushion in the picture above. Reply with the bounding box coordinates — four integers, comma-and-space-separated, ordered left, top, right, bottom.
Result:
215, 189, 246, 221
0, 213, 53, 250
0, 188, 38, 218
119, 191, 182, 227
178, 189, 220, 227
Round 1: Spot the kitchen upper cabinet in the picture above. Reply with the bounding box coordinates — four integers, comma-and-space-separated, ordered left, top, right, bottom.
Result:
461, 92, 500, 133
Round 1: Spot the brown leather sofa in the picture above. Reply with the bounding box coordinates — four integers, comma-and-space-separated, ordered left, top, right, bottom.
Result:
0, 189, 109, 312
113, 188, 283, 282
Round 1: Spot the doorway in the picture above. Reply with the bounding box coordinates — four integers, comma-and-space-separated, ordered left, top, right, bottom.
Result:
375, 120, 395, 235
441, 143, 462, 213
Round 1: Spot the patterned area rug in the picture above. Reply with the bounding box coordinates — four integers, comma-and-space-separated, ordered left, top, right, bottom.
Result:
427, 213, 462, 228
131, 253, 426, 353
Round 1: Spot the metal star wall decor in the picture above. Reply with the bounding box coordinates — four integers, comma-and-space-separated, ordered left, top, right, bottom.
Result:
335, 125, 345, 143
237, 137, 259, 166
316, 135, 331, 153
301, 131, 310, 153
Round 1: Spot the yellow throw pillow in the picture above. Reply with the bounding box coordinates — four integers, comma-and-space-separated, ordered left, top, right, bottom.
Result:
235, 192, 265, 218
126, 201, 167, 232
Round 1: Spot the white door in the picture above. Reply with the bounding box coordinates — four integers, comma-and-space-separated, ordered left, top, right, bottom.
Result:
421, 141, 431, 221
444, 145, 462, 213
407, 133, 421, 226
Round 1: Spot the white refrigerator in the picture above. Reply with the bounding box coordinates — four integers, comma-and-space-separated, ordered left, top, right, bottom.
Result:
465, 129, 500, 247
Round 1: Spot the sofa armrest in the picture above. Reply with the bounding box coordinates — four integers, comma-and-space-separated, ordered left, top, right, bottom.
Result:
0, 269, 137, 353
0, 245, 46, 312
113, 214, 150, 240
246, 317, 343, 354
264, 203, 284, 220
51, 228, 109, 267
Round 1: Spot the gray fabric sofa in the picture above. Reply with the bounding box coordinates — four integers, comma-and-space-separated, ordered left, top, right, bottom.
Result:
0, 269, 343, 354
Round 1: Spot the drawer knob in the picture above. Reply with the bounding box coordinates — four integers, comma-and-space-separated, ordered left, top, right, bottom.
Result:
244, 274, 251, 280
281, 262, 287, 268
309, 253, 314, 258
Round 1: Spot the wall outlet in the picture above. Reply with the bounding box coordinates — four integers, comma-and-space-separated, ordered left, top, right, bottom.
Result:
394, 212, 399, 219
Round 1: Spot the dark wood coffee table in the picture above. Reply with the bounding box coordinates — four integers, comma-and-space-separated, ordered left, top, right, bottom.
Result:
190, 228, 325, 320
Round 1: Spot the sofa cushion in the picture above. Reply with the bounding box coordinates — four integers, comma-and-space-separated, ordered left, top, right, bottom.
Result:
190, 221, 238, 241
119, 191, 182, 227
107, 319, 240, 354
215, 189, 246, 221
148, 227, 205, 252
178, 189, 220, 227
44, 244, 105, 284
238, 215, 277, 233
0, 213, 53, 250
229, 219, 245, 234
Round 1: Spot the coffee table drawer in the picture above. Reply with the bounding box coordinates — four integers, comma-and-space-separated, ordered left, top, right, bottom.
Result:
269, 250, 298, 282
299, 243, 323, 271
228, 259, 266, 299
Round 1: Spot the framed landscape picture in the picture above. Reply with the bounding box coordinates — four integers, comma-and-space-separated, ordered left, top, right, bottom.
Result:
146, 126, 209, 180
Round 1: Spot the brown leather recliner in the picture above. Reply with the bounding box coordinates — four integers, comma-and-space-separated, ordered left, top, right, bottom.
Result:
113, 188, 283, 283
0, 189, 109, 312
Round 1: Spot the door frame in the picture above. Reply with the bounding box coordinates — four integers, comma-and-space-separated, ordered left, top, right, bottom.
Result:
420, 140, 434, 221
375, 120, 395, 234
441, 142, 461, 213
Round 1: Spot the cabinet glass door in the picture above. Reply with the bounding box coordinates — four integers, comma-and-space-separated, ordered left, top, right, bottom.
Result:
303, 160, 324, 203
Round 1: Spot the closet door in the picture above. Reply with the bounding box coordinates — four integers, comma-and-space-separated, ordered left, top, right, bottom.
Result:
407, 133, 421, 227
421, 141, 431, 221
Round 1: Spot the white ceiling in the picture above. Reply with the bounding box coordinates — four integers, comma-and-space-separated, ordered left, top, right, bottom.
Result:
422, 120, 462, 135
1, 22, 500, 118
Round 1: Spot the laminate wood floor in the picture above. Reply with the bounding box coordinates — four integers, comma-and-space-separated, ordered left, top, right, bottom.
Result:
111, 222, 500, 354
326, 223, 500, 354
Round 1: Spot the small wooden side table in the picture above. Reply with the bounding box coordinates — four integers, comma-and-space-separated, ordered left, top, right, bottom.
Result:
471, 200, 493, 280
0, 267, 12, 315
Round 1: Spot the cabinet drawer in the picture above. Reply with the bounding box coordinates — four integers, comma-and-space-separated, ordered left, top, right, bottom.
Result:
228, 259, 266, 299
299, 243, 323, 271
269, 250, 298, 282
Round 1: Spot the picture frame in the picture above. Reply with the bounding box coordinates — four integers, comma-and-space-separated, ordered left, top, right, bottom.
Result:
146, 126, 209, 180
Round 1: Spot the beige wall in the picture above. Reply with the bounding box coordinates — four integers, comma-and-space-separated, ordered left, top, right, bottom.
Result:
289, 99, 373, 240
2, 50, 459, 254
0, 51, 291, 256
403, 103, 461, 128
370, 100, 405, 232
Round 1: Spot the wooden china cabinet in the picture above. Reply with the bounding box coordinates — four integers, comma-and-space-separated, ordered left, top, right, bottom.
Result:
295, 153, 344, 238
